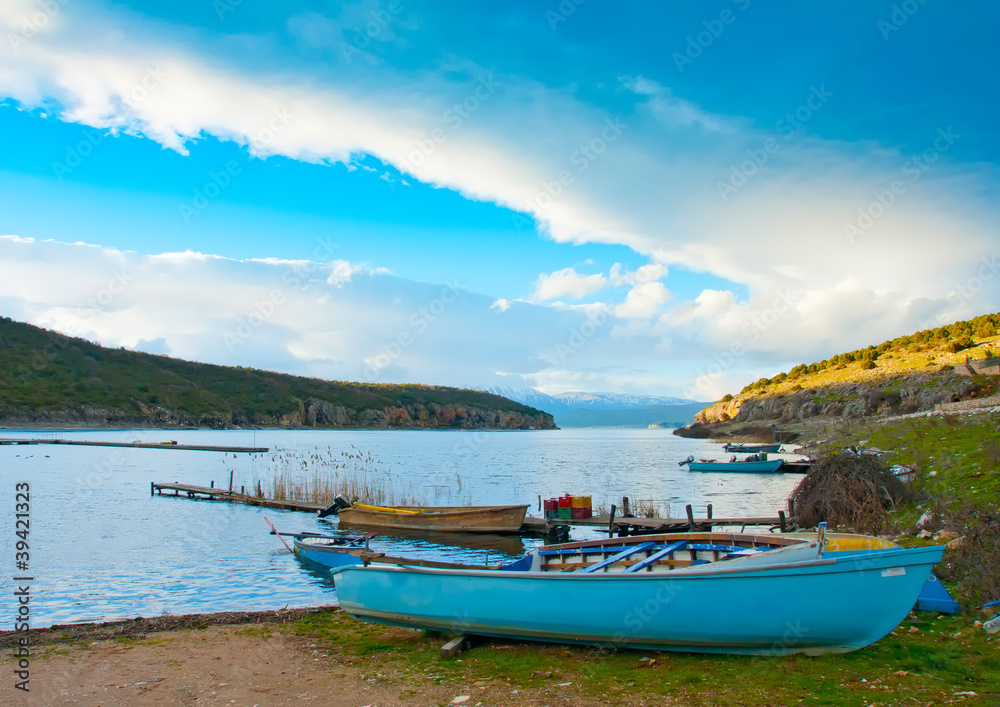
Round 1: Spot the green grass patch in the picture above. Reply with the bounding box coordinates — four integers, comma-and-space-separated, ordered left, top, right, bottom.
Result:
292, 610, 999, 706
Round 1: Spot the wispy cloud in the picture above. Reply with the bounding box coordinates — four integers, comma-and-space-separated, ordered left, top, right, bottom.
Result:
0, 1, 997, 395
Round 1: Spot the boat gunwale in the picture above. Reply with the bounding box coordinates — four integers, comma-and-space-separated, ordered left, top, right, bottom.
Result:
340, 503, 528, 519
334, 544, 944, 581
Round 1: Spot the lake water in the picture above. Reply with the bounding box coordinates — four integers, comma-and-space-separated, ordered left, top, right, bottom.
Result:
0, 428, 805, 629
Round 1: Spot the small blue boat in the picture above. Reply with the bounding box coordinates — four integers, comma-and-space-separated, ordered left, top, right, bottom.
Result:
292, 534, 369, 568
334, 532, 944, 655
681, 457, 786, 473
723, 443, 782, 453
264, 516, 371, 569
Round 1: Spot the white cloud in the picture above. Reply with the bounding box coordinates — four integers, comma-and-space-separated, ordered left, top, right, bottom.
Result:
609, 262, 667, 288
533, 267, 607, 301
1, 2, 998, 395
615, 281, 672, 319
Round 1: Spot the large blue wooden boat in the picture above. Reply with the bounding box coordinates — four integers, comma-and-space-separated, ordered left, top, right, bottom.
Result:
334, 531, 944, 655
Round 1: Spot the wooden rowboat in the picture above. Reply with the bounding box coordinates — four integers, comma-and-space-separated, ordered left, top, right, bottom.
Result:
681, 457, 786, 473
334, 530, 945, 655
723, 443, 782, 453
333, 503, 529, 533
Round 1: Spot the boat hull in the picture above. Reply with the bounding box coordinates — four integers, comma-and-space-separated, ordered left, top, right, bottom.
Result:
336, 504, 528, 533
723, 443, 782, 453
334, 545, 943, 655
687, 460, 785, 473
292, 537, 363, 569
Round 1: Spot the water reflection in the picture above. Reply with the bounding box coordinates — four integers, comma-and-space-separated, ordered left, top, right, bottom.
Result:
0, 428, 804, 628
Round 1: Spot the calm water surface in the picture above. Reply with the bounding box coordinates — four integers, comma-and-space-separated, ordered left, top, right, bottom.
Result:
0, 428, 804, 628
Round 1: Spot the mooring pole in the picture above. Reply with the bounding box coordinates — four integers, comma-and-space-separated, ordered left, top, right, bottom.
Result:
608, 504, 617, 538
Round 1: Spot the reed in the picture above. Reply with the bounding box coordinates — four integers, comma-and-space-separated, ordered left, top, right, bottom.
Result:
230, 445, 424, 507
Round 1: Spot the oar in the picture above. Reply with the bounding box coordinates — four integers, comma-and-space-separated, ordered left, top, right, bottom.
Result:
263, 516, 294, 553
352, 503, 422, 514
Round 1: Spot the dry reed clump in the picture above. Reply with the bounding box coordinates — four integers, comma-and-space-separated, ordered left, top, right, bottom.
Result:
236, 446, 424, 507
633, 499, 664, 518
790, 453, 912, 535
938, 501, 1000, 608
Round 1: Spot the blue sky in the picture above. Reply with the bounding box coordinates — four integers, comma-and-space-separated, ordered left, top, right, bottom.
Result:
0, 0, 997, 398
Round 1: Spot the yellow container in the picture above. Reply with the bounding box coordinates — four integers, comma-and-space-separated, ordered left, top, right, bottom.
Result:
571, 495, 590, 507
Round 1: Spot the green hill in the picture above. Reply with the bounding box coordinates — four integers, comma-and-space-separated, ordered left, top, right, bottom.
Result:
692, 313, 1000, 428
0, 317, 555, 430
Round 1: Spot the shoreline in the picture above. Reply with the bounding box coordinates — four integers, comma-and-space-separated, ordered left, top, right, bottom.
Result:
1, 604, 992, 706
0, 607, 337, 649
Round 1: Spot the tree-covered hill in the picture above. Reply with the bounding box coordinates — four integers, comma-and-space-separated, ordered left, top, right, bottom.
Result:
0, 317, 555, 429
693, 313, 1000, 427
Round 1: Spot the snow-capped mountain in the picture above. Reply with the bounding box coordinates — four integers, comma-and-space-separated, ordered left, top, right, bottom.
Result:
552, 391, 695, 410
481, 386, 563, 411
477, 386, 708, 427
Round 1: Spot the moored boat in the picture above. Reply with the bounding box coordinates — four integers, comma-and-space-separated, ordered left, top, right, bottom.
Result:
333, 532, 944, 655
265, 516, 372, 569
723, 443, 782, 453
680, 456, 786, 473
292, 534, 369, 569
319, 497, 529, 533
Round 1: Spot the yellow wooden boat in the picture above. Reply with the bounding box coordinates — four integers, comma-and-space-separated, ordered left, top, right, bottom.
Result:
321, 499, 529, 533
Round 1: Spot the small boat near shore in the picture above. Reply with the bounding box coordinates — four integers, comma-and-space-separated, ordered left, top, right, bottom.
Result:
318, 496, 529, 533
334, 529, 944, 655
679, 455, 787, 473
723, 443, 783, 453
264, 517, 372, 569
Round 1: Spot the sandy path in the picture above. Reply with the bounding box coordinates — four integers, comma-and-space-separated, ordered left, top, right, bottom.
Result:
2, 623, 660, 707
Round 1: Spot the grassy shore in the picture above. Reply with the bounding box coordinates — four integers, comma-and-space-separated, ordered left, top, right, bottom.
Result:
8, 607, 997, 706
293, 609, 1000, 706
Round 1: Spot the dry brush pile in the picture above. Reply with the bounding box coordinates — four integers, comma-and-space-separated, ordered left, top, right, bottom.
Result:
790, 453, 912, 535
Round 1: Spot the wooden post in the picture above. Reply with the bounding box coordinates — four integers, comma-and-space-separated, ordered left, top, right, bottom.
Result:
608, 504, 617, 538
229, 470, 234, 492
538, 495, 541, 512
150, 481, 154, 496
622, 496, 631, 518
707, 503, 713, 520
441, 635, 468, 658
241, 486, 245, 495
779, 510, 787, 532
685, 504, 695, 528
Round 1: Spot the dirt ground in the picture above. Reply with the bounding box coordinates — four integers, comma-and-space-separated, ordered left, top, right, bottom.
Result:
0, 610, 670, 707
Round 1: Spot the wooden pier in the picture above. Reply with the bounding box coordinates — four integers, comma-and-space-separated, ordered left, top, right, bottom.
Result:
152, 482, 791, 537
1, 439, 267, 453
521, 504, 789, 540
151, 482, 324, 512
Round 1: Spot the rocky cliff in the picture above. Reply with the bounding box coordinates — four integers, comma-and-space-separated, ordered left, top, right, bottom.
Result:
0, 399, 555, 430
694, 371, 996, 426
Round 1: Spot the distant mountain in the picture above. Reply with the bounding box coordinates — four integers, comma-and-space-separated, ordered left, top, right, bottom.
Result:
553, 392, 694, 409
556, 403, 710, 428
478, 386, 708, 428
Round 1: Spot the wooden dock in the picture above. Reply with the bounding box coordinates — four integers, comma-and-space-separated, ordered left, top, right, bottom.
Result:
1, 439, 268, 453
152, 482, 791, 537
151, 482, 324, 512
